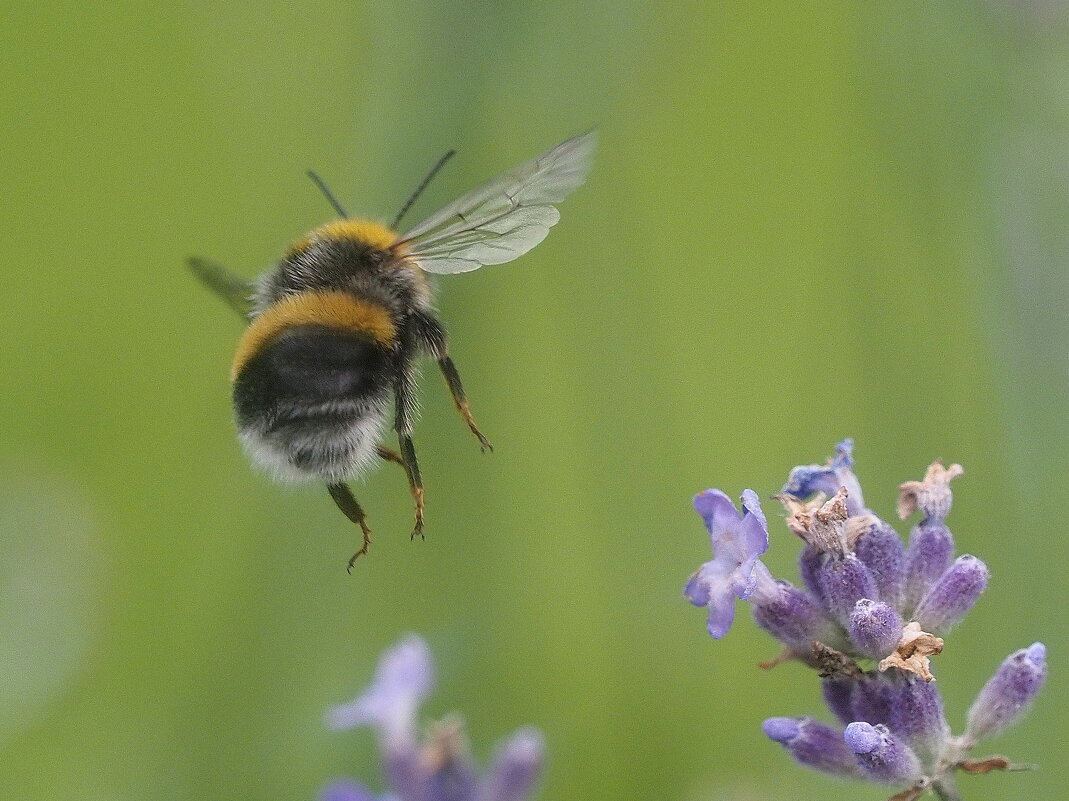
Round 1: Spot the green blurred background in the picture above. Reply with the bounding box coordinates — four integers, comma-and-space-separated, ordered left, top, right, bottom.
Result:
2, 2, 1066, 799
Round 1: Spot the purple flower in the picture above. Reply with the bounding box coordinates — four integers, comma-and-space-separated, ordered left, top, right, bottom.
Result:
322, 635, 544, 801
965, 642, 1048, 744
782, 438, 865, 514
686, 443, 1046, 798
902, 520, 955, 615
815, 553, 878, 627
854, 521, 905, 610
848, 599, 903, 660
885, 672, 950, 765
843, 722, 922, 785
480, 728, 545, 801
762, 717, 861, 778
751, 580, 832, 653
326, 633, 435, 746
848, 674, 894, 726
912, 554, 989, 634
684, 489, 770, 638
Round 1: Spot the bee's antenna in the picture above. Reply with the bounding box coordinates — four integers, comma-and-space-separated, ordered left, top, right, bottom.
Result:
391, 150, 456, 230
306, 170, 349, 219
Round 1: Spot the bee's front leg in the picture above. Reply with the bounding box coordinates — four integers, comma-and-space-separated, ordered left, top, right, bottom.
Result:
393, 330, 426, 541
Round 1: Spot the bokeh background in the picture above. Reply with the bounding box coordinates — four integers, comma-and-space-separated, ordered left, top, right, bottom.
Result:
2, 2, 1066, 799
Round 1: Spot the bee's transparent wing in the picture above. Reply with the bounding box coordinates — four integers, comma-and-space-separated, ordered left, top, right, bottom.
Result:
188, 257, 256, 318
399, 131, 595, 275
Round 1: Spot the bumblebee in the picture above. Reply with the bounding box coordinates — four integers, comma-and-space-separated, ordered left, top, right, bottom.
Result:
190, 132, 595, 567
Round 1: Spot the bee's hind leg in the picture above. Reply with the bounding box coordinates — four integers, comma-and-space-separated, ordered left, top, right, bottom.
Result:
394, 434, 425, 542
326, 482, 372, 571
393, 343, 426, 541
376, 443, 425, 539
375, 445, 406, 467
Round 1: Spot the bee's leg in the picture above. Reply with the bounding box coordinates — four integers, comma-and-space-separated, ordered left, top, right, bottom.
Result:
326, 482, 372, 571
409, 309, 492, 451
374, 444, 406, 467
394, 335, 426, 541
375, 444, 422, 522
437, 355, 492, 452
397, 433, 425, 541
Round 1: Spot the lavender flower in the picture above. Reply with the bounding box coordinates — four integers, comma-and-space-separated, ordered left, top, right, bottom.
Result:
321, 634, 544, 801
912, 554, 989, 635
849, 599, 904, 660
685, 442, 1046, 800
782, 438, 866, 515
964, 642, 1048, 745
762, 716, 861, 778
683, 489, 771, 638
844, 722, 922, 785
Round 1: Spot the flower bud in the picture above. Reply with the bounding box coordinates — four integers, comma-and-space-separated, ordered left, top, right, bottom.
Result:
902, 521, 954, 614
762, 717, 860, 778
843, 722, 922, 785
850, 674, 893, 726
822, 678, 855, 726
854, 521, 905, 610
483, 727, 545, 801
913, 555, 988, 634
886, 672, 950, 765
848, 599, 903, 659
965, 643, 1047, 744
798, 544, 826, 603
752, 581, 832, 653
817, 554, 878, 627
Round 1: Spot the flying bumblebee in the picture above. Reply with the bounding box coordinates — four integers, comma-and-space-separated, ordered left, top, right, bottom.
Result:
189, 131, 595, 568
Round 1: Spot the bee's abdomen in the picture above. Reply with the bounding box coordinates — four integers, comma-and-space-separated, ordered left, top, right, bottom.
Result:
232, 323, 394, 483
235, 326, 386, 411
231, 290, 397, 381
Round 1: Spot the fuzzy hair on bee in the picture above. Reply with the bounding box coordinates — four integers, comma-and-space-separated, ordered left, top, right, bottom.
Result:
189, 132, 595, 568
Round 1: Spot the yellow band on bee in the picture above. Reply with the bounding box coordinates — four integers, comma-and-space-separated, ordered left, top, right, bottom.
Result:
231, 291, 397, 381
284, 219, 415, 268
314, 219, 399, 251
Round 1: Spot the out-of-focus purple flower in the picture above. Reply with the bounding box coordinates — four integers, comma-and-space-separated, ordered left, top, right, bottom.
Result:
822, 678, 856, 726
322, 635, 544, 801
684, 489, 770, 638
798, 544, 826, 603
843, 722, 922, 785
481, 728, 545, 801
326, 634, 434, 745
913, 555, 989, 634
762, 717, 861, 778
965, 642, 1048, 744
